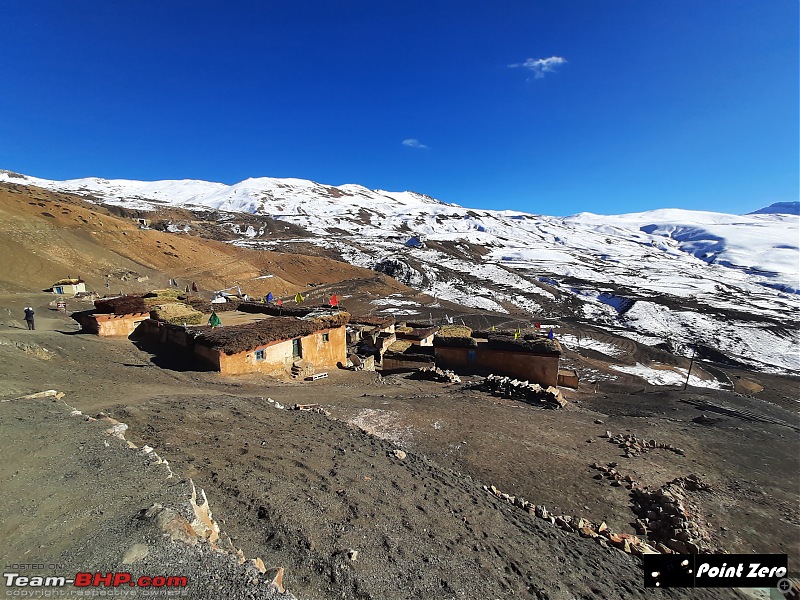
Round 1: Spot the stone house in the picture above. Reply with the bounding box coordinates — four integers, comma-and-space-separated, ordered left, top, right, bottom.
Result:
52, 278, 86, 295
136, 312, 349, 377
433, 332, 561, 388
72, 295, 150, 337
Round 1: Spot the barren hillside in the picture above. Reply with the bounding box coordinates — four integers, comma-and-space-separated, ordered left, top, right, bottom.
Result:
0, 183, 409, 300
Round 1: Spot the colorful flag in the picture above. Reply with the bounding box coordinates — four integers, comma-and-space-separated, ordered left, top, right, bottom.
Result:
266, 292, 273, 303
329, 294, 338, 307
491, 325, 495, 332
514, 328, 521, 340
208, 311, 221, 328
294, 292, 305, 304
276, 298, 283, 307
548, 329, 554, 340
535, 321, 541, 329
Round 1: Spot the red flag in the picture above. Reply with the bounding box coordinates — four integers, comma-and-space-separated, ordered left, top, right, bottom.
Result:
191, 282, 198, 292
535, 321, 541, 328
276, 298, 283, 307
330, 294, 338, 307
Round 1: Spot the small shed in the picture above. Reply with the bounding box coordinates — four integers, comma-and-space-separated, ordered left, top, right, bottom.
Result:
52, 278, 86, 295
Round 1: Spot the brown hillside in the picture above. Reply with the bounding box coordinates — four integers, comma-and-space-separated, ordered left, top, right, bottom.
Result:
0, 183, 409, 299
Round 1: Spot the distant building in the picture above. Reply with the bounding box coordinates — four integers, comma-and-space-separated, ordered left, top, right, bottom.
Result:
433, 332, 562, 388
396, 325, 438, 347
51, 278, 86, 295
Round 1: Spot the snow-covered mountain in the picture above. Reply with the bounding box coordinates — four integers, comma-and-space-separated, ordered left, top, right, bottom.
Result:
2, 169, 798, 373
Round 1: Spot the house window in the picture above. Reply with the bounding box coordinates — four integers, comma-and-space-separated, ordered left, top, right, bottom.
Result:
322, 333, 330, 343
255, 349, 265, 361
292, 338, 301, 358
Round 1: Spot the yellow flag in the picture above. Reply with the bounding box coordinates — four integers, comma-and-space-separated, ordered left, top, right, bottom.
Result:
514, 328, 521, 340
491, 325, 495, 332
294, 292, 305, 304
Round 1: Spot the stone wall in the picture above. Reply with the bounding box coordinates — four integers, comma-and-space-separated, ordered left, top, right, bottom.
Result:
434, 345, 560, 387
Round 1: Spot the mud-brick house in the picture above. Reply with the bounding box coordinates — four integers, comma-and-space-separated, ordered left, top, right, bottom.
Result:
51, 278, 86, 295
73, 295, 150, 337
433, 329, 561, 387
395, 325, 438, 347
138, 312, 350, 377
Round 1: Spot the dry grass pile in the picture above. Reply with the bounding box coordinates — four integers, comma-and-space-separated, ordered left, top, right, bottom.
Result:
350, 315, 396, 328
143, 289, 186, 309
150, 302, 204, 325
387, 339, 413, 353
195, 312, 350, 355
486, 333, 561, 354
184, 296, 241, 313
433, 324, 476, 348
238, 301, 320, 317
94, 295, 148, 315
433, 336, 477, 348
437, 325, 473, 338
53, 277, 83, 286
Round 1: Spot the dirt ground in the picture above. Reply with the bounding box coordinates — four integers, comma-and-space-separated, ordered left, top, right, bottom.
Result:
1, 293, 798, 599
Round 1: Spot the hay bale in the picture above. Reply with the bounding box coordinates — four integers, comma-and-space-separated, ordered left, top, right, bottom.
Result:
388, 339, 413, 353
350, 315, 396, 328
437, 325, 473, 338
486, 333, 561, 354
150, 303, 204, 325
433, 335, 477, 348
94, 295, 148, 315
143, 289, 184, 300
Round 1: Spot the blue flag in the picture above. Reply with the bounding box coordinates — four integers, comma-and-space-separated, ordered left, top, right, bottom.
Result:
266, 292, 273, 303
548, 329, 554, 340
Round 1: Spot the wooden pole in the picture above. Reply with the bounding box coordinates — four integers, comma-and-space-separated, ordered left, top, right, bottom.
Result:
683, 344, 696, 391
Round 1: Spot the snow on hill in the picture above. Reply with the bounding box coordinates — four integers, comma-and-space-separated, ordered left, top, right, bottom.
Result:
2, 169, 798, 372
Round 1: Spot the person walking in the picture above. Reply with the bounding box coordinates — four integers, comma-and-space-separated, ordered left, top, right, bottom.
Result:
23, 306, 35, 330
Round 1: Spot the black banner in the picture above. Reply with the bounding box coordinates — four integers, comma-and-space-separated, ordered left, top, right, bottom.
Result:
643, 554, 789, 588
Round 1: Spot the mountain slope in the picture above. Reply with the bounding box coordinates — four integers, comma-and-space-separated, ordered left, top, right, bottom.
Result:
2, 170, 797, 373
0, 181, 411, 300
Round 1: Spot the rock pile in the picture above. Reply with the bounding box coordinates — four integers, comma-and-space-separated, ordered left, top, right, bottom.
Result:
604, 431, 685, 458
630, 474, 714, 554
290, 403, 331, 416
482, 484, 660, 557
482, 375, 566, 409
590, 462, 638, 489
411, 366, 461, 384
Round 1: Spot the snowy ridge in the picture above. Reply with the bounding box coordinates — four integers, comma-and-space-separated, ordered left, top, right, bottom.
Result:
2, 169, 798, 372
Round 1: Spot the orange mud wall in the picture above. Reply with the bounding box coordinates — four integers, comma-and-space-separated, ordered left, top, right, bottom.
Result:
79, 313, 150, 337
434, 346, 560, 387
215, 326, 347, 376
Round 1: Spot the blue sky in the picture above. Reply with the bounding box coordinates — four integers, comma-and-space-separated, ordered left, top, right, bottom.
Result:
1, 0, 797, 215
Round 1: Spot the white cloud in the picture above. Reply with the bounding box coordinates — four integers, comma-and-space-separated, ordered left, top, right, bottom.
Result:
402, 138, 428, 149
509, 56, 567, 78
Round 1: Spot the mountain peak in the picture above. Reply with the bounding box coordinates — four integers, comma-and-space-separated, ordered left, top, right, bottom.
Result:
746, 201, 800, 216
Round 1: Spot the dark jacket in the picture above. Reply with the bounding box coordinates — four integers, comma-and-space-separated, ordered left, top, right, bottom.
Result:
24, 308, 34, 321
